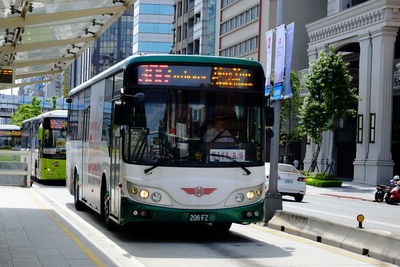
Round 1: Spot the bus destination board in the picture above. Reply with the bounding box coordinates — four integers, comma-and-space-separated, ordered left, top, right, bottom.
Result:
0, 69, 14, 84
136, 65, 256, 89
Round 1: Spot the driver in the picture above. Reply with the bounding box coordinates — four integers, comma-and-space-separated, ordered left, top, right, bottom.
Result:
203, 116, 234, 143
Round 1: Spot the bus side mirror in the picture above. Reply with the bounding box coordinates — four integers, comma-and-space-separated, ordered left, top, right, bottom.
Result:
265, 106, 274, 127
43, 117, 51, 129
114, 102, 131, 125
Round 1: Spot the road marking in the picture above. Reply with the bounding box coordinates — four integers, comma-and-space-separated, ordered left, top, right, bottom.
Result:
249, 224, 391, 267
31, 184, 146, 267
26, 189, 107, 267
284, 204, 400, 230
318, 193, 374, 202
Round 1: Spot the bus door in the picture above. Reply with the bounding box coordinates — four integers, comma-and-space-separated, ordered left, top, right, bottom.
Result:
82, 107, 90, 202
110, 122, 121, 219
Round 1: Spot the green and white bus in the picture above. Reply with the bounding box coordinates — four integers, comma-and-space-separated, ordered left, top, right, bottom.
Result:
22, 110, 68, 181
66, 55, 266, 231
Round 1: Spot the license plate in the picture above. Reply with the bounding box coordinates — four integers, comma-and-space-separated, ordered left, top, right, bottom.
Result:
189, 213, 209, 222
284, 179, 293, 184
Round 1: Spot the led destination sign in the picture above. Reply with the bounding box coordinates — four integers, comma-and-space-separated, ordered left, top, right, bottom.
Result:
136, 64, 256, 89
0, 69, 14, 84
0, 130, 21, 137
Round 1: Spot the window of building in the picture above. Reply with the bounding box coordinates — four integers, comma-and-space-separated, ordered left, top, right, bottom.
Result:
341, 0, 368, 10
177, 26, 182, 41
177, 1, 182, 17
183, 23, 187, 39
220, 36, 258, 57
221, 0, 236, 9
139, 23, 173, 34
140, 4, 174, 15
138, 42, 172, 53
220, 5, 259, 35
195, 13, 201, 24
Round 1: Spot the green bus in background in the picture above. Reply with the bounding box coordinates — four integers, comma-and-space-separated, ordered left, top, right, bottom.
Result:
22, 110, 67, 181
0, 124, 22, 161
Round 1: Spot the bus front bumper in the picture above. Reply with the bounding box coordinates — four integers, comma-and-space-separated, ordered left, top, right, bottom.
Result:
120, 197, 264, 225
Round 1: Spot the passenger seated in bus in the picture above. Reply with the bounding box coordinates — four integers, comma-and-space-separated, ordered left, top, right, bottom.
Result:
203, 116, 234, 143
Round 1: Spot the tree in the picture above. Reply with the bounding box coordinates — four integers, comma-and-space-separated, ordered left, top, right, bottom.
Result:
10, 97, 42, 126
46, 95, 58, 110
280, 71, 303, 164
299, 47, 359, 172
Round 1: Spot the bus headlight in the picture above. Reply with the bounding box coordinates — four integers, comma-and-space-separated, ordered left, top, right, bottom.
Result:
151, 192, 162, 202
246, 191, 255, 200
255, 189, 262, 196
140, 189, 149, 199
130, 187, 138, 195
235, 193, 244, 203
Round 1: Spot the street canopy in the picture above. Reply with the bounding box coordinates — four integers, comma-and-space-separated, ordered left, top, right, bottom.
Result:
0, 0, 135, 90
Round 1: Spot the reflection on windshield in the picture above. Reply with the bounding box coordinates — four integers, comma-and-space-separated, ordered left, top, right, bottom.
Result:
0, 136, 21, 150
43, 120, 67, 159
123, 88, 263, 166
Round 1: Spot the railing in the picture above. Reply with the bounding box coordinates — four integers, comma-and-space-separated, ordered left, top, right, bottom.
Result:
0, 150, 32, 187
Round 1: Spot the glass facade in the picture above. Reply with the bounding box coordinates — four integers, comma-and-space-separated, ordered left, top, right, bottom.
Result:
91, 8, 134, 77
139, 4, 174, 15
206, 0, 216, 56
133, 0, 174, 55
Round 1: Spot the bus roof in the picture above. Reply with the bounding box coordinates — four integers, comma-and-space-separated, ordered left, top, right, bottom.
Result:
69, 54, 264, 96
0, 125, 20, 131
22, 110, 68, 124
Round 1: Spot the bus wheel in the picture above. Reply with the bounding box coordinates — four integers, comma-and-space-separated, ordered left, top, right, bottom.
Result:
73, 172, 86, 211
102, 187, 118, 231
212, 222, 232, 233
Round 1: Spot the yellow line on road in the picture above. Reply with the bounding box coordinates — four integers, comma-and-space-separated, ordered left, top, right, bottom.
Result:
26, 189, 107, 267
249, 224, 391, 267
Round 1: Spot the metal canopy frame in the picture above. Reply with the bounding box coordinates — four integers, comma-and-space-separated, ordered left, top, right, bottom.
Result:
0, 0, 135, 90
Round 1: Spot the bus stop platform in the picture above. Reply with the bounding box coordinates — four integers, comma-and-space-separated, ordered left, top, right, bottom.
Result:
0, 186, 117, 267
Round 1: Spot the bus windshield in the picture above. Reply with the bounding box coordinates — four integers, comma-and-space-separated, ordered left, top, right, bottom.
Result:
43, 119, 67, 159
122, 88, 263, 167
0, 130, 21, 150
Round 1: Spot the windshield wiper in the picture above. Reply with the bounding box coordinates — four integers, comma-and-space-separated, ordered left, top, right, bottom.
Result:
144, 156, 172, 174
208, 153, 251, 176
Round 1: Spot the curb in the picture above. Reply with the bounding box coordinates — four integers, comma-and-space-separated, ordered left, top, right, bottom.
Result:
268, 210, 400, 265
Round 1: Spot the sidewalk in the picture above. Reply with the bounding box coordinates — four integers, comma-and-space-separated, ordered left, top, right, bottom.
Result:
0, 186, 114, 267
306, 181, 377, 202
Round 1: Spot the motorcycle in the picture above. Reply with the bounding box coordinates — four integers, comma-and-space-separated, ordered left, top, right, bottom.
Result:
375, 184, 393, 202
388, 182, 400, 205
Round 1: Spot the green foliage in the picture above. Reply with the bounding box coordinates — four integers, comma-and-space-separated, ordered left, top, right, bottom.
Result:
46, 95, 58, 110
303, 171, 342, 187
306, 178, 342, 187
298, 47, 359, 171
10, 97, 42, 127
304, 172, 336, 180
299, 47, 359, 144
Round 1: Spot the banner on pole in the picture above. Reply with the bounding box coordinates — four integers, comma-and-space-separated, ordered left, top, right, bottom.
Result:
265, 30, 274, 96
273, 24, 286, 100
284, 22, 295, 99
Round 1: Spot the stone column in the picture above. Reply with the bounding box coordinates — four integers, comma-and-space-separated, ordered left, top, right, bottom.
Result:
353, 32, 373, 183
364, 28, 396, 184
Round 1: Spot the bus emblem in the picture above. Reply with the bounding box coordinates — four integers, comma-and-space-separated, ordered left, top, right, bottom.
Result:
181, 187, 216, 197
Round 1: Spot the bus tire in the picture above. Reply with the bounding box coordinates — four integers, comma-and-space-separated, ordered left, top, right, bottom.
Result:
101, 178, 118, 231
73, 171, 86, 211
212, 222, 232, 233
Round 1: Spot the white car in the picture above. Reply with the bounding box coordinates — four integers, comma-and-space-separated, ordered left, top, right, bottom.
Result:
265, 163, 306, 202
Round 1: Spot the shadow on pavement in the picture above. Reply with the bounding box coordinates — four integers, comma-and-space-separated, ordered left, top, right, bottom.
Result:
65, 203, 292, 260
